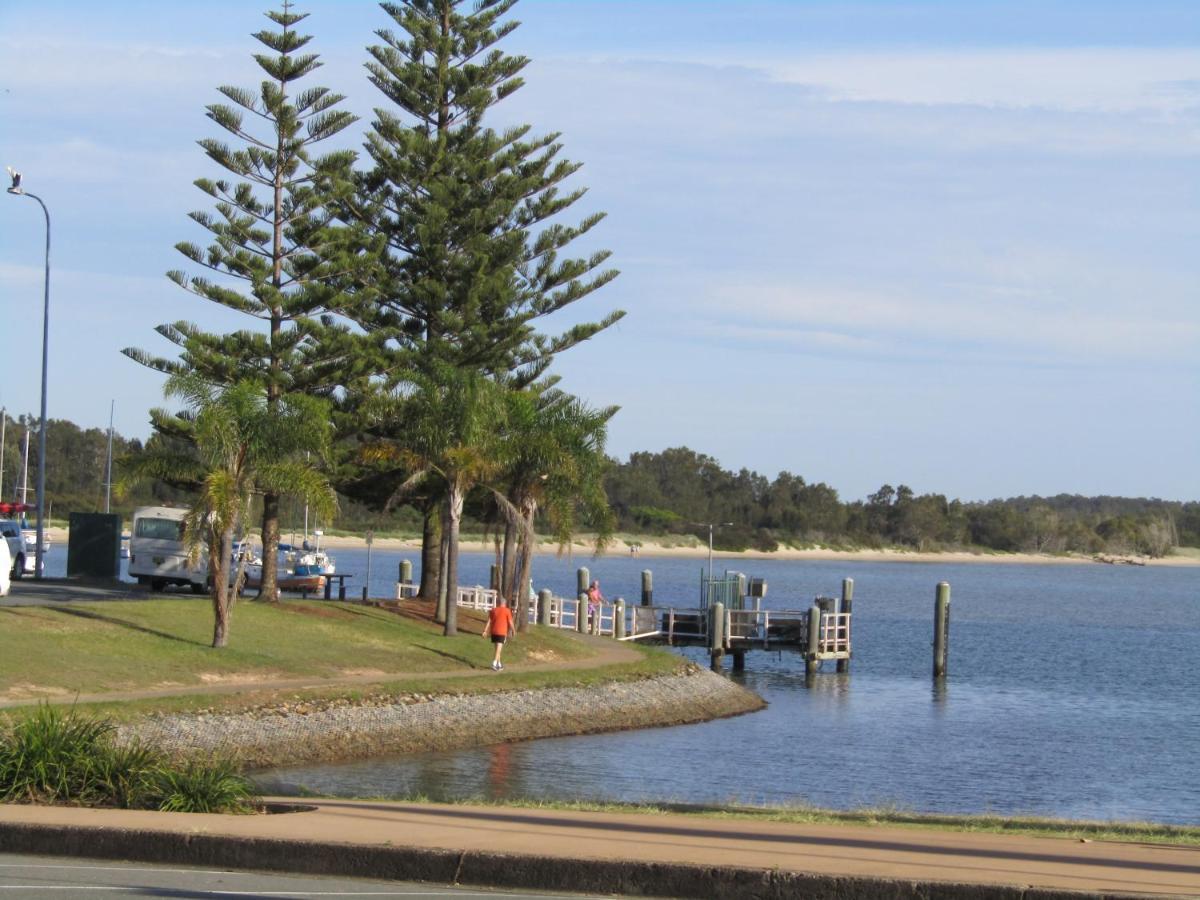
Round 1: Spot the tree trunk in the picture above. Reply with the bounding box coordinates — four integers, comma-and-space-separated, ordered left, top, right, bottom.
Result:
262, 61, 286, 603
420, 503, 441, 603
211, 528, 234, 648
500, 517, 518, 602
435, 503, 450, 625
258, 493, 280, 601
443, 486, 463, 637
515, 509, 536, 633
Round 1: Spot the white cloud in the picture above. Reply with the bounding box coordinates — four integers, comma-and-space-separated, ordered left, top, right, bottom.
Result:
682, 273, 1200, 367
734, 48, 1200, 115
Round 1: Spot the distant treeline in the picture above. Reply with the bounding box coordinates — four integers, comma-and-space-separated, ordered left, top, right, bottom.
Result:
0, 414, 182, 517
604, 447, 1199, 558
7, 416, 1195, 557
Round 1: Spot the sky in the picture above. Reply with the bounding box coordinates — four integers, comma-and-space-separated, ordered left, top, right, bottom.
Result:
0, 0, 1197, 504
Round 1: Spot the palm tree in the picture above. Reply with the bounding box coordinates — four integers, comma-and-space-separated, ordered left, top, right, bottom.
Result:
121, 375, 337, 647
365, 364, 510, 636
500, 388, 615, 630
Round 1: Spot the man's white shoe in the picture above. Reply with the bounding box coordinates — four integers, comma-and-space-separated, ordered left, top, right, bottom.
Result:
492, 661, 500, 671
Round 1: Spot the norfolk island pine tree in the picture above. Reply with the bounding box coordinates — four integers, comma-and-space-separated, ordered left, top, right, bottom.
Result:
331, 0, 624, 632
123, 2, 360, 602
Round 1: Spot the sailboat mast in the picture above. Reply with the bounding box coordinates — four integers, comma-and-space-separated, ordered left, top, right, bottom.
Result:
0, 407, 6, 501
105, 400, 114, 514
20, 427, 30, 506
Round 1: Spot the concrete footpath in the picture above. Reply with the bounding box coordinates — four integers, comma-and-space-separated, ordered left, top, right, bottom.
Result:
0, 799, 1196, 899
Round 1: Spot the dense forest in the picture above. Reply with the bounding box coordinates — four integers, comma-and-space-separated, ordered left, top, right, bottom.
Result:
4, 414, 1195, 558
604, 448, 1199, 557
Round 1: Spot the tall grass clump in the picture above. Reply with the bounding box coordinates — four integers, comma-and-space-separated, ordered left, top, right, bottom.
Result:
0, 704, 257, 813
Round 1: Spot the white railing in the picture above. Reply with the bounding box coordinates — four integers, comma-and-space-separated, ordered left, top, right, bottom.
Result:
592, 601, 615, 636
623, 605, 662, 641
395, 581, 420, 600
547, 595, 581, 630
618, 606, 708, 644
818, 611, 851, 655
456, 585, 500, 610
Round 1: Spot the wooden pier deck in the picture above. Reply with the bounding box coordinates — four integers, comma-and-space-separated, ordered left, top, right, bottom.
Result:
443, 583, 853, 673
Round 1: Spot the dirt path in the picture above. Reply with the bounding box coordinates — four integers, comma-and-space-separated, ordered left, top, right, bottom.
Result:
0, 634, 643, 709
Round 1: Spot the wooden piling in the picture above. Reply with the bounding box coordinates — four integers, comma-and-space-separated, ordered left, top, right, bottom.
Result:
806, 605, 822, 676
362, 586, 368, 602
837, 577, 854, 674
933, 582, 951, 678
614, 598, 626, 640
398, 559, 413, 585
709, 601, 725, 670
538, 589, 552, 627
641, 569, 653, 606
732, 650, 745, 672
576, 567, 591, 634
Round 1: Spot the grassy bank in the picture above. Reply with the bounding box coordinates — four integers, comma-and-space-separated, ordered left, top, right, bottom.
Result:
0, 599, 684, 717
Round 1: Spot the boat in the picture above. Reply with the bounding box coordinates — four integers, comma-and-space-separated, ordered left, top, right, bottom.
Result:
241, 541, 329, 594
293, 529, 336, 579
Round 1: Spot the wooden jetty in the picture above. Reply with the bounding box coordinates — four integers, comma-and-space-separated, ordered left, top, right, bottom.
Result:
407, 569, 856, 675
390, 565, 957, 679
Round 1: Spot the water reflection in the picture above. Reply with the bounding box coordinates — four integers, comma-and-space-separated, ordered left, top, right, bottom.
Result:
931, 679, 948, 706
253, 559, 1200, 824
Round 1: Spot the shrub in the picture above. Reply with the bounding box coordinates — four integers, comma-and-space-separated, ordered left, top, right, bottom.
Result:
153, 758, 256, 814
0, 704, 257, 814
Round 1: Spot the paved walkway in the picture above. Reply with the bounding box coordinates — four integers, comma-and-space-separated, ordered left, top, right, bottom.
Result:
0, 798, 1196, 898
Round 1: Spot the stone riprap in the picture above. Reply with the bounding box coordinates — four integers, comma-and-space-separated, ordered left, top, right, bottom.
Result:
121, 668, 765, 769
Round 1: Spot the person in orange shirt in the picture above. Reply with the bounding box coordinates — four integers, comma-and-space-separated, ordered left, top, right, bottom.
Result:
484, 598, 515, 671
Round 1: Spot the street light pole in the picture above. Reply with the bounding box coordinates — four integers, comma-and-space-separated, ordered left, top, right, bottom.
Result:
7, 167, 51, 578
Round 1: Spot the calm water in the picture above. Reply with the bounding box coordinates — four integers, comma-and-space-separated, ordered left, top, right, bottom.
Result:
75, 543, 1197, 824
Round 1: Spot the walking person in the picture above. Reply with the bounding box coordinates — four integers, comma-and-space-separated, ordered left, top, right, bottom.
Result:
483, 597, 515, 671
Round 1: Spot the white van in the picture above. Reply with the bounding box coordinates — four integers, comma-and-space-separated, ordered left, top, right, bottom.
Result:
128, 506, 208, 593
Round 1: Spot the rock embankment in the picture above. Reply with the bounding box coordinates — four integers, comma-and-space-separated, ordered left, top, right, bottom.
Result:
122, 668, 765, 769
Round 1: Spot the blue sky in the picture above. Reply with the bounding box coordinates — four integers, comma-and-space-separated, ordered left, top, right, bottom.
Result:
0, 1, 1197, 503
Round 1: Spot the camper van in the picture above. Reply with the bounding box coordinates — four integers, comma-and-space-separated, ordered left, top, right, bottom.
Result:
128, 506, 208, 592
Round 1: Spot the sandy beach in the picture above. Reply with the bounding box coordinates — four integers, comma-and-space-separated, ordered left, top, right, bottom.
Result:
49, 525, 1196, 568
307, 531, 1200, 567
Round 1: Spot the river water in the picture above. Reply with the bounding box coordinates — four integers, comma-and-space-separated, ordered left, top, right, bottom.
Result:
81, 543, 1197, 824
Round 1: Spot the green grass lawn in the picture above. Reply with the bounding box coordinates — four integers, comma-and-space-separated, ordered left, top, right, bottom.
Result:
0, 599, 619, 704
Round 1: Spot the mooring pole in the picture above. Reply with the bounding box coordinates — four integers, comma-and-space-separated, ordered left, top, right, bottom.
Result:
399, 559, 413, 585
732, 650, 745, 672
806, 605, 822, 676
576, 566, 590, 633
709, 601, 725, 671
538, 588, 552, 627
641, 569, 653, 606
837, 577, 854, 674
933, 581, 951, 678
614, 598, 626, 640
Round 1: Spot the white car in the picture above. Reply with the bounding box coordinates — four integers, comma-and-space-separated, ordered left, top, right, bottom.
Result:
0, 520, 34, 578
0, 535, 9, 595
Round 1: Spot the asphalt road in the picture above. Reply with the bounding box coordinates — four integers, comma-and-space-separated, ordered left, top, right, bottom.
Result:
0, 853, 603, 899
0, 578, 153, 607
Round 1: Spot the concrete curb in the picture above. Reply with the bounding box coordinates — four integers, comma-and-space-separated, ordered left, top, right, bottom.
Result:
0, 821, 1139, 900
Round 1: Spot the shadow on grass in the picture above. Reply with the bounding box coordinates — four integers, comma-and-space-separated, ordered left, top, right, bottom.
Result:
46, 606, 209, 648
413, 644, 483, 669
